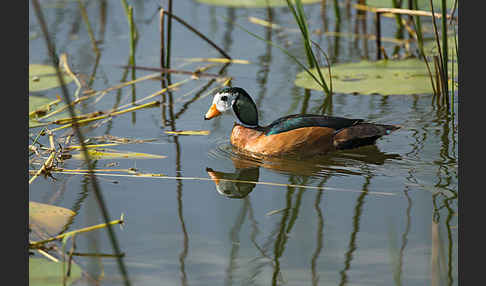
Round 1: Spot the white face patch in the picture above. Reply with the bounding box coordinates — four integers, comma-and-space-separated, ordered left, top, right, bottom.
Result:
213, 92, 236, 113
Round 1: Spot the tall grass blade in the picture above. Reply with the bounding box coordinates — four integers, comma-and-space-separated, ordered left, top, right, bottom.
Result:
285, 0, 331, 95
441, 0, 449, 107
230, 19, 326, 92
429, 0, 448, 104
412, 0, 437, 95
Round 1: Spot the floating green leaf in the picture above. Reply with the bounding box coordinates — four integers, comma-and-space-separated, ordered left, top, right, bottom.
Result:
29, 257, 82, 286
295, 59, 448, 95
365, 0, 454, 11
195, 0, 320, 8
71, 148, 167, 160
29, 202, 76, 236
29, 64, 73, 92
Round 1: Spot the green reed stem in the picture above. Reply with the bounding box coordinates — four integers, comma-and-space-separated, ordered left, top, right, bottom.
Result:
391, 0, 404, 56
429, 0, 446, 100
231, 19, 326, 93
441, 0, 449, 106
127, 6, 136, 69
285, 0, 331, 96
412, 0, 436, 95
77, 0, 99, 55
333, 0, 341, 22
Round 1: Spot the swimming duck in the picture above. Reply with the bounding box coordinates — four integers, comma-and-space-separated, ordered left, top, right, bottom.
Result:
204, 87, 400, 157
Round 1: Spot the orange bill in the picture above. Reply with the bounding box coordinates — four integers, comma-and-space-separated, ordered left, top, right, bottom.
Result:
206, 168, 221, 185
204, 104, 221, 120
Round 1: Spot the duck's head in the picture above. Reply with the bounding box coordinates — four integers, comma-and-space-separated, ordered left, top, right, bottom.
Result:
204, 87, 259, 127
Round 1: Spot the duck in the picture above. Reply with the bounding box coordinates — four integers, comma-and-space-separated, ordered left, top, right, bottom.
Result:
204, 87, 400, 157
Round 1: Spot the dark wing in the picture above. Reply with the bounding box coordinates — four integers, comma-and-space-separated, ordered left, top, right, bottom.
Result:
263, 114, 363, 136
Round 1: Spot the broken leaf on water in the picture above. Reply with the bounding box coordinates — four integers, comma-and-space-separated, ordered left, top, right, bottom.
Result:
365, 0, 455, 11
295, 59, 454, 95
165, 130, 210, 136
71, 148, 167, 160
29, 95, 72, 128
29, 201, 75, 236
29, 257, 82, 286
29, 64, 74, 92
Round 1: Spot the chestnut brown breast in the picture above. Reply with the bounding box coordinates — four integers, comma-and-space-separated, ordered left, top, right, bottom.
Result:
230, 125, 337, 156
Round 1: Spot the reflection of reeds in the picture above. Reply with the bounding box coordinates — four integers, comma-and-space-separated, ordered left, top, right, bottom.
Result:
272, 184, 294, 285
31, 1, 131, 284
77, 0, 100, 55
224, 198, 249, 285
159, 8, 231, 61
393, 188, 412, 286
311, 178, 327, 286
339, 175, 371, 286
121, 1, 138, 123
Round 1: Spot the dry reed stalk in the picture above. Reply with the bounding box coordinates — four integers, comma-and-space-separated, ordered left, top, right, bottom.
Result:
30, 215, 124, 247
29, 130, 57, 185
45, 169, 397, 196
354, 4, 455, 19
50, 100, 160, 132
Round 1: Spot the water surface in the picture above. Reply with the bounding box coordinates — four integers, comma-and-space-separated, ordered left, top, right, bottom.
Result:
29, 1, 458, 285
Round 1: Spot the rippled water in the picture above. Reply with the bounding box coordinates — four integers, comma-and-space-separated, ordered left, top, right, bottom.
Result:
29, 1, 457, 285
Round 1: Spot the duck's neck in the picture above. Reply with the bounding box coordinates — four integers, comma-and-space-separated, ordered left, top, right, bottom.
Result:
232, 95, 259, 127
231, 107, 260, 129
235, 121, 260, 129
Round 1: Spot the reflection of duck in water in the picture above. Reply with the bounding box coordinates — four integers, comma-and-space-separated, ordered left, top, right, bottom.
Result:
207, 145, 401, 198
206, 167, 259, 199
204, 87, 400, 157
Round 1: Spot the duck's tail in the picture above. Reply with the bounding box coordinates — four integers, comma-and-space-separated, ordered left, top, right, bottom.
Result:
332, 123, 400, 150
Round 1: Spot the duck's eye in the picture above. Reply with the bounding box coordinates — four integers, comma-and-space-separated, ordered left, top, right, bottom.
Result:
220, 95, 228, 102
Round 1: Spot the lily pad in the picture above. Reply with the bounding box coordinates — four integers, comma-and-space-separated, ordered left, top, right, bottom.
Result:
195, 0, 320, 8
29, 95, 72, 128
295, 59, 455, 95
29, 201, 76, 236
29, 257, 82, 286
29, 64, 73, 92
71, 148, 167, 160
365, 0, 455, 11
